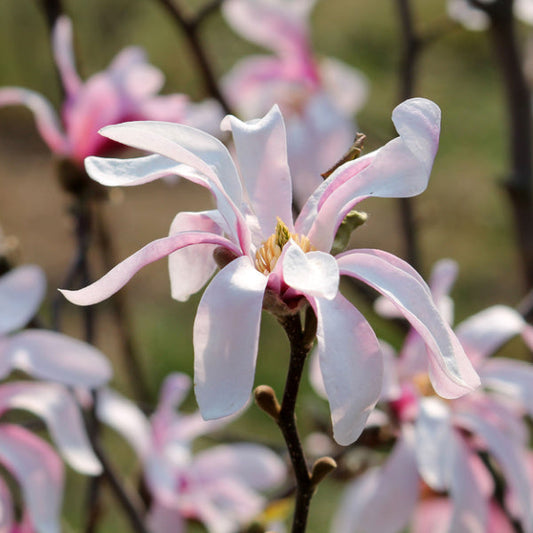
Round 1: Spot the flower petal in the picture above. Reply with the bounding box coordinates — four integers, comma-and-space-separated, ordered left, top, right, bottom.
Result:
282, 241, 339, 299
168, 211, 225, 302
455, 305, 528, 365
0, 424, 63, 533
311, 293, 382, 445
332, 429, 419, 533
60, 231, 241, 306
221, 105, 293, 236
297, 98, 441, 251
0, 88, 68, 155
337, 249, 480, 397
5, 330, 112, 387
194, 257, 268, 419
0, 265, 45, 336
51, 16, 82, 97
0, 382, 101, 475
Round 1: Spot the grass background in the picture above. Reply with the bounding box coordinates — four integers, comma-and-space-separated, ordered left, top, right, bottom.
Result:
0, 0, 530, 531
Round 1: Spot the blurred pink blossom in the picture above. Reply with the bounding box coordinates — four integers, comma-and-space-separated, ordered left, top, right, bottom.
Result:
0, 16, 222, 165
331, 259, 533, 533
222, 0, 369, 206
62, 98, 478, 446
98, 373, 286, 533
0, 265, 112, 533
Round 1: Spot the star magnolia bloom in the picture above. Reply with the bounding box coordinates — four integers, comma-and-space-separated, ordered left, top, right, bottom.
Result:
222, 0, 368, 206
0, 16, 221, 164
0, 266, 112, 533
97, 373, 285, 533
447, 0, 533, 31
332, 260, 533, 533
61, 98, 479, 445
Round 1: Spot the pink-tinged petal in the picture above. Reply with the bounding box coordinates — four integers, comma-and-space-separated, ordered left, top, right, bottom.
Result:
0, 424, 63, 533
311, 293, 382, 445
415, 397, 454, 490
412, 498, 451, 533
194, 257, 268, 419
447, 0, 490, 31
60, 231, 241, 306
298, 98, 441, 251
0, 382, 101, 475
181, 99, 225, 137
51, 17, 82, 97
455, 411, 533, 532
337, 249, 480, 397
168, 211, 225, 302
97, 388, 151, 459
146, 502, 186, 533
5, 330, 112, 387
282, 242, 339, 299
332, 429, 419, 533
428, 258, 458, 323
319, 57, 369, 115
379, 340, 402, 401
0, 265, 45, 336
308, 348, 326, 398
455, 305, 527, 365
221, 105, 293, 236
222, 0, 315, 58
85, 154, 185, 187
447, 432, 491, 533
515, 0, 533, 25
0, 476, 14, 532
193, 443, 285, 490
0, 88, 67, 155
480, 357, 533, 419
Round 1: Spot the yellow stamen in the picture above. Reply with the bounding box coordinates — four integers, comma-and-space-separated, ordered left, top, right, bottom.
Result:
412, 373, 435, 397
255, 218, 315, 275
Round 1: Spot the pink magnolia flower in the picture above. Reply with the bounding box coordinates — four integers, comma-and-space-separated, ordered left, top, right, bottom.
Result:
221, 0, 368, 206
0, 265, 112, 533
447, 0, 533, 31
331, 259, 533, 533
61, 98, 479, 446
97, 373, 285, 533
0, 16, 221, 165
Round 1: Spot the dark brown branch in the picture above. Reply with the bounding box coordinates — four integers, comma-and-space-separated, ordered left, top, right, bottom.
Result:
155, 0, 233, 114
470, 0, 533, 288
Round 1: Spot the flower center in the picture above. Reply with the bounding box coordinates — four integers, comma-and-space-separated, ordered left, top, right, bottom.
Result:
412, 373, 435, 397
255, 218, 315, 275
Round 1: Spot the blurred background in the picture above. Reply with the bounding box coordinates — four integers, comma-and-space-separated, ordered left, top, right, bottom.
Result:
0, 0, 530, 531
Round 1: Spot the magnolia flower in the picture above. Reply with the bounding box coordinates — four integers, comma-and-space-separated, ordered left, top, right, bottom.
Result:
0, 265, 112, 533
222, 0, 368, 206
0, 16, 221, 165
447, 0, 533, 31
332, 259, 533, 533
97, 373, 285, 533
61, 98, 479, 446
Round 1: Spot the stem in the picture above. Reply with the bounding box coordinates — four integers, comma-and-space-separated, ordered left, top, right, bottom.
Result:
471, 0, 533, 288
155, 0, 233, 114
395, 0, 422, 271
276, 309, 316, 533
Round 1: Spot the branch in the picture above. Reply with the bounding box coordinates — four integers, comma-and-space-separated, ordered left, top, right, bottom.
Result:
155, 0, 233, 114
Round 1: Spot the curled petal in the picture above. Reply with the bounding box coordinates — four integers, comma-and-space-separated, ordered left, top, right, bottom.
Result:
0, 265, 46, 336
337, 249, 480, 397
332, 429, 419, 533
60, 232, 241, 306
5, 330, 112, 387
297, 98, 441, 251
311, 293, 382, 445
221, 105, 293, 237
194, 257, 268, 419
51, 16, 82, 97
282, 241, 339, 299
168, 211, 225, 302
0, 424, 63, 533
0, 88, 68, 155
0, 382, 101, 475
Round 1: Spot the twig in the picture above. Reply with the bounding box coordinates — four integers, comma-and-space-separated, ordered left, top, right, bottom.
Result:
470, 0, 533, 288
155, 0, 233, 114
